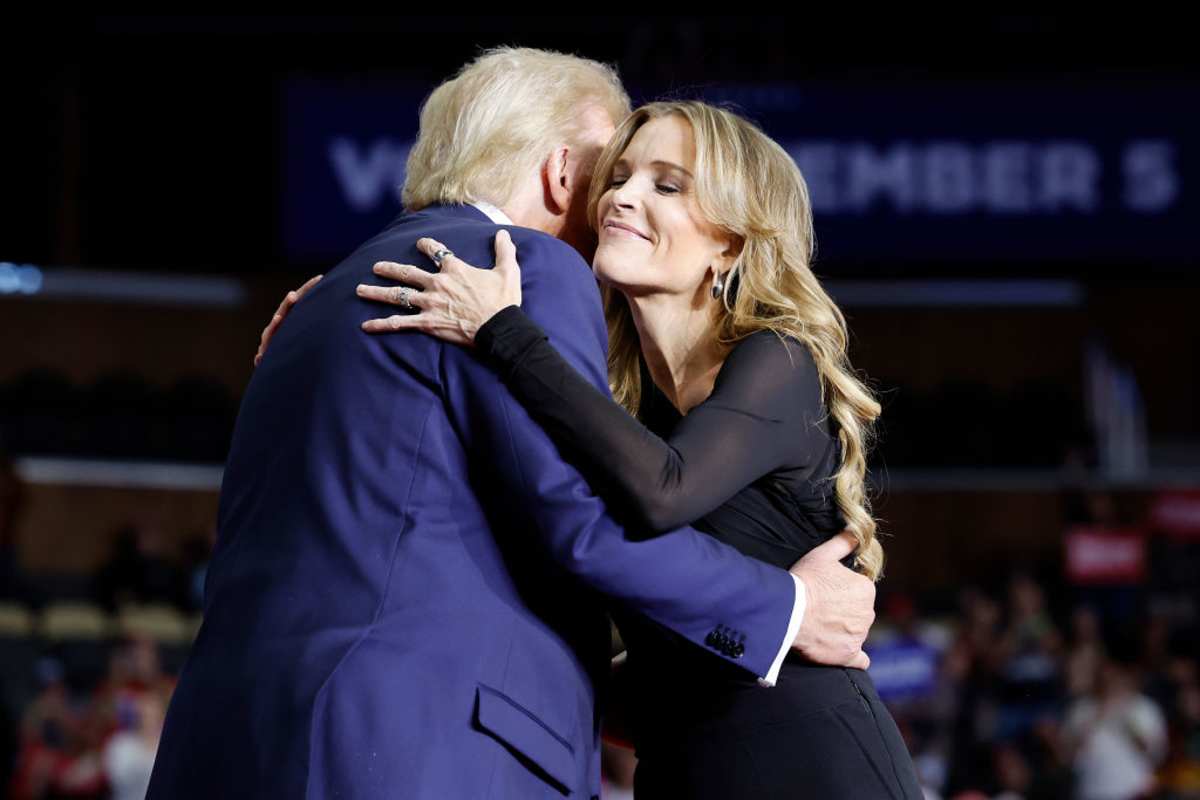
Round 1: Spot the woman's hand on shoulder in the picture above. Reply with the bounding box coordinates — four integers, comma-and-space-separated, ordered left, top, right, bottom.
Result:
254, 274, 323, 367
358, 231, 522, 347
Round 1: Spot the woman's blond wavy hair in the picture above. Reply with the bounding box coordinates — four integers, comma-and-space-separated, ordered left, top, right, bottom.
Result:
587, 101, 885, 580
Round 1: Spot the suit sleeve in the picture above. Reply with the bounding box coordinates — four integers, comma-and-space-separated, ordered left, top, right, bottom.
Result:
439, 231, 802, 682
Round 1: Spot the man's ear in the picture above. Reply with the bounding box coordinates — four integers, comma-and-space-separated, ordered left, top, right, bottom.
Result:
543, 145, 572, 217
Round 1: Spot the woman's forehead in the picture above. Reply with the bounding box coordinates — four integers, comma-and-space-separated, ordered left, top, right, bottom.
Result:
619, 115, 695, 169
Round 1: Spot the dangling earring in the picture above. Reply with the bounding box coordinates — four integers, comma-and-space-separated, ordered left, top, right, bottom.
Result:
710, 271, 725, 301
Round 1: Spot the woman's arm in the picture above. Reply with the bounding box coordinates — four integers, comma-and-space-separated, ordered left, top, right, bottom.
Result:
476, 312, 830, 531
254, 274, 322, 366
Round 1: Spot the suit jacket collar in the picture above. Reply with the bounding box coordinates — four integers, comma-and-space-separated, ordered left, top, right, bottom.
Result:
400, 203, 493, 226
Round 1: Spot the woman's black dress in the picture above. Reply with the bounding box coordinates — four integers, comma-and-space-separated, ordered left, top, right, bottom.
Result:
476, 307, 923, 799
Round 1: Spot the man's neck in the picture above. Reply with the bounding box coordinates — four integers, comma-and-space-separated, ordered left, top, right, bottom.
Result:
496, 178, 568, 238
497, 195, 596, 261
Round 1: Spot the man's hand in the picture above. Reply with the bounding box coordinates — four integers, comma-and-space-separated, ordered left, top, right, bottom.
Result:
788, 531, 876, 669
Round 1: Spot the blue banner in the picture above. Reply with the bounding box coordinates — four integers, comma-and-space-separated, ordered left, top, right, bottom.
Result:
283, 80, 1196, 270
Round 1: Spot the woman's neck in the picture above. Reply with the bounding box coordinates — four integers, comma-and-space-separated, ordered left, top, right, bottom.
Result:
626, 290, 725, 415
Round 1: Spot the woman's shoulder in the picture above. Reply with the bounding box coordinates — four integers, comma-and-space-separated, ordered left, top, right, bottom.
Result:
722, 331, 842, 519
706, 330, 827, 429
723, 329, 820, 389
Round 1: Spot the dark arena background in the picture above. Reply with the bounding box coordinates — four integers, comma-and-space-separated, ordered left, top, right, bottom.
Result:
2, 14, 1198, 799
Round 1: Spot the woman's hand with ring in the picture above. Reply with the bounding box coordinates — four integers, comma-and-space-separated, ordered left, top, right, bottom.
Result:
357, 231, 522, 347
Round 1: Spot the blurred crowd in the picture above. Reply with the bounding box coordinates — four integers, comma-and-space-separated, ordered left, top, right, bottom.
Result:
0, 453, 206, 799
6, 638, 172, 800
866, 576, 1199, 800
863, 491, 1200, 800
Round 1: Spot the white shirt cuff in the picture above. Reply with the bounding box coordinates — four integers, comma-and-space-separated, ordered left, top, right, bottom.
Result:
757, 573, 806, 687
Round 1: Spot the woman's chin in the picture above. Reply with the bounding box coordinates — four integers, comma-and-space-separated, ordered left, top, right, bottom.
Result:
593, 250, 642, 289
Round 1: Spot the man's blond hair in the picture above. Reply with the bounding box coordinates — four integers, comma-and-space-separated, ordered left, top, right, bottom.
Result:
402, 47, 630, 211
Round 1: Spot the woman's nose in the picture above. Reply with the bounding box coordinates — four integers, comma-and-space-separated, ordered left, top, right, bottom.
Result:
610, 178, 640, 209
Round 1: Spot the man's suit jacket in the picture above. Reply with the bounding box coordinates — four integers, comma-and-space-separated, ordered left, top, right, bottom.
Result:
146, 204, 797, 799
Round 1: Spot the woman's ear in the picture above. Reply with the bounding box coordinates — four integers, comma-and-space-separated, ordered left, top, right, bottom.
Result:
717, 234, 745, 272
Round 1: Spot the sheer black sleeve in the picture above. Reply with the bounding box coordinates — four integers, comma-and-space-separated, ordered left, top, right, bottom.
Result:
476, 305, 832, 533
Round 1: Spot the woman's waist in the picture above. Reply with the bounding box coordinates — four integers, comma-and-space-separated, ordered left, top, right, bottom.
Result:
625, 658, 877, 751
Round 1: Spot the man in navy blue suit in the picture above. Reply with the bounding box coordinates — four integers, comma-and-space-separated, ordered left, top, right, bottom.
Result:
148, 48, 876, 799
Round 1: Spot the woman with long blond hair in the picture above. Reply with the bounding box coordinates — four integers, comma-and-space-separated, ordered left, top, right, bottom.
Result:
276, 100, 920, 798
